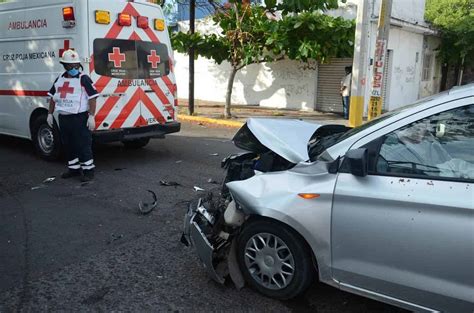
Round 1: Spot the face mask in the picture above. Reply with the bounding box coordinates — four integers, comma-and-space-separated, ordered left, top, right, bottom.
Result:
67, 68, 79, 76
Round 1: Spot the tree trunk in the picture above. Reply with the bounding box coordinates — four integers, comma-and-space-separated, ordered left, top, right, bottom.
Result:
440, 62, 448, 92
457, 56, 465, 86
225, 66, 238, 119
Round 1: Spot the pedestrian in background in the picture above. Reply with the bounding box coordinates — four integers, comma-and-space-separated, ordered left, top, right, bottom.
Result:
340, 66, 352, 120
47, 49, 99, 182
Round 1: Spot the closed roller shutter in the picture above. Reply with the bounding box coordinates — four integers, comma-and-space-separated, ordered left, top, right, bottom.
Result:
382, 50, 392, 112
316, 58, 353, 113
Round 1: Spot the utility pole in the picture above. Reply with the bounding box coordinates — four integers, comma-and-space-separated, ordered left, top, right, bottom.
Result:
349, 0, 370, 127
367, 0, 392, 120
188, 0, 195, 115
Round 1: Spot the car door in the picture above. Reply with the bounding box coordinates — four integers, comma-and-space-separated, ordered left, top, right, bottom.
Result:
331, 100, 474, 312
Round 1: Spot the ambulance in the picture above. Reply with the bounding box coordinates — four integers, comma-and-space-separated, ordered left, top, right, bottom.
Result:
0, 0, 180, 160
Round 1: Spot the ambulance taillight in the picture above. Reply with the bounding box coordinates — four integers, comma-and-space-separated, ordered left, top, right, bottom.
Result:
62, 7, 76, 28
137, 16, 149, 29
118, 13, 132, 26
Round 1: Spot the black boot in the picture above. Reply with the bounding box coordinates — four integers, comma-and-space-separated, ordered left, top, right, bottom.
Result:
61, 170, 81, 179
81, 169, 94, 182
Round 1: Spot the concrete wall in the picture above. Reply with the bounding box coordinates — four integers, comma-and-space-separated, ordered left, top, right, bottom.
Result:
174, 53, 318, 110
173, 0, 439, 111
362, 25, 427, 111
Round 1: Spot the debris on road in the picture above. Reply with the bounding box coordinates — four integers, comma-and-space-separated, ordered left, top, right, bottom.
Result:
106, 233, 124, 245
31, 176, 57, 190
193, 186, 205, 192
207, 178, 218, 184
160, 180, 181, 187
114, 168, 126, 171
43, 176, 56, 183
175, 160, 183, 164
81, 287, 111, 305
209, 153, 219, 156
138, 190, 157, 215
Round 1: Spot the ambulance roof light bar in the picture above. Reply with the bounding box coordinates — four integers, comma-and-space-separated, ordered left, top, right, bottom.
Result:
62, 7, 76, 28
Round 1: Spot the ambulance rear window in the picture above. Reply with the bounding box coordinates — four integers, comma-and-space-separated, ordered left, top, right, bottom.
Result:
93, 39, 169, 79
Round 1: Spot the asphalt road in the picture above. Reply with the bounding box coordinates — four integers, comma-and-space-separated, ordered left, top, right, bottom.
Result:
0, 122, 407, 312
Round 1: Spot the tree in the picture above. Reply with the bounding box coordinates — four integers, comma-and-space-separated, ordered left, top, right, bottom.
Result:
425, 0, 474, 86
172, 0, 355, 118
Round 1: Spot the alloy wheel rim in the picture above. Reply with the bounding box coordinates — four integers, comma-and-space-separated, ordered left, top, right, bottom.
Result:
38, 126, 54, 154
244, 232, 295, 290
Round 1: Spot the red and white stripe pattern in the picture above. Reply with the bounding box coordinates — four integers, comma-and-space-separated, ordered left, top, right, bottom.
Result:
90, 2, 177, 131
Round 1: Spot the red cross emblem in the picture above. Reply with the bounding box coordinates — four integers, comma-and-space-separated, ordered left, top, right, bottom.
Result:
147, 50, 161, 69
59, 40, 71, 57
57, 82, 74, 99
108, 47, 126, 68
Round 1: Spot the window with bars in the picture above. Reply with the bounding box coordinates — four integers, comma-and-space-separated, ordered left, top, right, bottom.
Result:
422, 53, 433, 81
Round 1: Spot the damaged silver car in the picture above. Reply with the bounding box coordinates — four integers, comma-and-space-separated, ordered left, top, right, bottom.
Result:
182, 84, 474, 313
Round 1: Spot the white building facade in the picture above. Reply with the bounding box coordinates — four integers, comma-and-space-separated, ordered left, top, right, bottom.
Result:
173, 0, 441, 113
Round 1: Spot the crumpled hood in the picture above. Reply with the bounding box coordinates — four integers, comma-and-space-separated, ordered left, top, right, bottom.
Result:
233, 118, 321, 163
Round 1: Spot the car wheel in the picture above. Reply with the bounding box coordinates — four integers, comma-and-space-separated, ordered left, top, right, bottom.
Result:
237, 219, 315, 300
31, 114, 62, 161
122, 137, 150, 149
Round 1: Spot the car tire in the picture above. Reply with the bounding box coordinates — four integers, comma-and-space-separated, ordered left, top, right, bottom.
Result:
31, 114, 62, 161
122, 138, 150, 149
237, 219, 315, 300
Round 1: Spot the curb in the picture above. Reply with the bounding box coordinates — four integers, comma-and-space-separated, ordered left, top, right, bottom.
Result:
177, 114, 244, 128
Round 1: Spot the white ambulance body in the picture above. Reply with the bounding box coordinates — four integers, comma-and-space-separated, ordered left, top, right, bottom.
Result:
0, 0, 179, 159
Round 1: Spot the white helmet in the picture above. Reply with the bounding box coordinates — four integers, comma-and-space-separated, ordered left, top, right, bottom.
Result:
60, 49, 81, 64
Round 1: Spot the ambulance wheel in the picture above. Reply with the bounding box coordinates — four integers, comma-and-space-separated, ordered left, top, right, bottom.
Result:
122, 138, 150, 149
32, 114, 62, 161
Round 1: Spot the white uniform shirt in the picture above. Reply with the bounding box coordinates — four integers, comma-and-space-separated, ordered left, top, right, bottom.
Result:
341, 73, 352, 97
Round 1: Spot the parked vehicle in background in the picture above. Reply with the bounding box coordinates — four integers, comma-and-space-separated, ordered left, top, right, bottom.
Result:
182, 84, 474, 312
0, 0, 179, 160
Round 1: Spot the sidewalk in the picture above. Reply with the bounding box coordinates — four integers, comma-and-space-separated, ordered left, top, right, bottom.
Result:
177, 99, 349, 128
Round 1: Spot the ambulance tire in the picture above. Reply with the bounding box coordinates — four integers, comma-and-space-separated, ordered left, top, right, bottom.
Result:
122, 138, 150, 149
32, 114, 62, 161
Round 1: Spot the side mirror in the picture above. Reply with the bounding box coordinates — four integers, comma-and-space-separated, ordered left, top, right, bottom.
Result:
344, 148, 368, 177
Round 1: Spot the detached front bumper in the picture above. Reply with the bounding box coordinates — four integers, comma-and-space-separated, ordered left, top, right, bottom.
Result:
181, 198, 230, 284
93, 121, 181, 143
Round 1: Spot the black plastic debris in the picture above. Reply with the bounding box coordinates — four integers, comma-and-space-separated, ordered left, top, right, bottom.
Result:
138, 190, 157, 215
159, 180, 181, 187
106, 234, 124, 244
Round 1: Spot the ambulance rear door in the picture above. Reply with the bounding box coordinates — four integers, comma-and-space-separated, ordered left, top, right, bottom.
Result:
88, 0, 176, 132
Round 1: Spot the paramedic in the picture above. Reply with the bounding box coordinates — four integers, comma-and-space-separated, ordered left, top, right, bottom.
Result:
47, 49, 99, 182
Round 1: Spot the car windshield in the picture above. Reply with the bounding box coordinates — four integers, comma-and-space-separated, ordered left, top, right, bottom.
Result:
312, 96, 438, 161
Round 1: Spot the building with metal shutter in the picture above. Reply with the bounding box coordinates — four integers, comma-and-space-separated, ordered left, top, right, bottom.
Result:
316, 58, 353, 113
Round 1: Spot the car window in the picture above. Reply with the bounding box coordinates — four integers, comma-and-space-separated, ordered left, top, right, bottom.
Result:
374, 104, 474, 182
93, 39, 169, 79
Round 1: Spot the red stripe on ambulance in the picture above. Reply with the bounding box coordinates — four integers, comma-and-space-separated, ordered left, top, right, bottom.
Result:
0, 90, 48, 97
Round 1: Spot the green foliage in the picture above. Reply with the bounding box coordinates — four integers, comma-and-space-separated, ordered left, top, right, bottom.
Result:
425, 0, 474, 63
274, 0, 343, 14
171, 3, 355, 67
171, 0, 355, 116
266, 12, 354, 63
